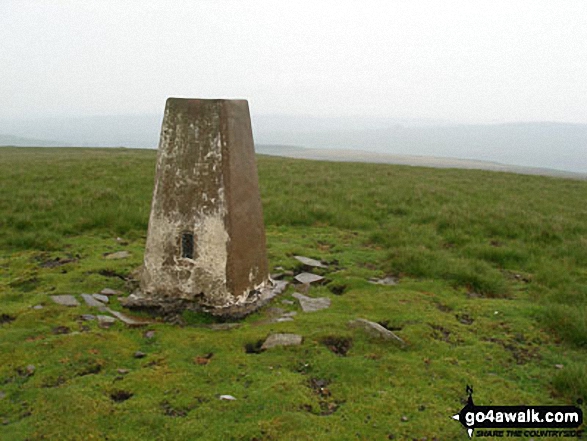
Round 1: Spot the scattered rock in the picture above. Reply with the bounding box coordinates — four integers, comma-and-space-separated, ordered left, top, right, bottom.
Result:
117, 368, 129, 375
349, 319, 406, 347
265, 307, 286, 317
26, 365, 36, 376
555, 364, 564, 369
219, 395, 236, 401
32, 305, 44, 310
261, 333, 303, 350
50, 295, 80, 307
104, 251, 131, 260
133, 351, 146, 359
100, 288, 120, 296
143, 330, 156, 339
294, 255, 327, 269
401, 415, 409, 422
92, 294, 109, 303
106, 308, 153, 327
281, 300, 294, 305
81, 294, 107, 309
292, 292, 331, 312
39, 257, 76, 268
275, 317, 294, 323
294, 272, 325, 285
368, 276, 398, 286
97, 315, 117, 328
282, 311, 297, 317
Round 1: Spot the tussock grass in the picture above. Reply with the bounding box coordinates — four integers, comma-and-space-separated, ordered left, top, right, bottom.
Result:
1, 147, 586, 439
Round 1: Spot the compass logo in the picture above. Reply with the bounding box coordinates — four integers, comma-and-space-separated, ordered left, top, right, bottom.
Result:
451, 386, 583, 438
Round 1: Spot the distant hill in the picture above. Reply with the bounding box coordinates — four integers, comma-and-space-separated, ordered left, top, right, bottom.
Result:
0, 134, 70, 147
1, 115, 585, 173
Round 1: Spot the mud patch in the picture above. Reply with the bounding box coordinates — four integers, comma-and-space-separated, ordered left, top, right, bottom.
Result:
429, 324, 462, 345
160, 400, 189, 417
327, 283, 348, 295
0, 314, 15, 325
244, 339, 265, 354
456, 314, 474, 325
304, 377, 343, 416
483, 336, 540, 365
320, 336, 352, 356
110, 390, 133, 403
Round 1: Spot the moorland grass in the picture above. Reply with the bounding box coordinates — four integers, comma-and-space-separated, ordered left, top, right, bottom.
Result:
0, 147, 586, 440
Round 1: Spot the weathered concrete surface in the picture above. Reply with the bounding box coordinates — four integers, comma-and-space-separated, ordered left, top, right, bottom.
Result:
138, 98, 270, 316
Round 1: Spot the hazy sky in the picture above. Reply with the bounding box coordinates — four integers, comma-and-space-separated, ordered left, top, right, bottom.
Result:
2, 1, 586, 123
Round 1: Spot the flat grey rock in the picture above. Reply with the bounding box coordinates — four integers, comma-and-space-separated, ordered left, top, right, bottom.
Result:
348, 319, 406, 346
292, 292, 331, 312
104, 251, 131, 260
80, 314, 96, 321
294, 255, 327, 268
368, 276, 398, 286
50, 295, 80, 307
219, 395, 236, 401
261, 333, 303, 350
81, 294, 107, 310
106, 308, 153, 327
100, 288, 120, 296
32, 304, 44, 310
206, 323, 241, 330
92, 294, 109, 303
281, 299, 294, 305
282, 311, 297, 317
97, 315, 117, 328
294, 272, 324, 285
275, 317, 294, 323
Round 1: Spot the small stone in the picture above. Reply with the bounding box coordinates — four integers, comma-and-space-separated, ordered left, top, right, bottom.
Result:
50, 295, 80, 307
292, 292, 331, 312
92, 294, 109, 303
133, 351, 146, 359
32, 304, 44, 310
143, 330, 156, 339
554, 364, 564, 369
368, 276, 398, 286
219, 395, 236, 401
100, 288, 120, 296
81, 314, 96, 321
282, 311, 297, 317
281, 300, 294, 305
81, 294, 107, 309
275, 317, 294, 323
349, 319, 406, 347
116, 237, 129, 245
117, 368, 129, 375
401, 415, 408, 422
106, 308, 153, 327
104, 251, 131, 260
294, 255, 327, 269
26, 365, 36, 376
97, 315, 117, 328
261, 333, 303, 350
294, 272, 325, 285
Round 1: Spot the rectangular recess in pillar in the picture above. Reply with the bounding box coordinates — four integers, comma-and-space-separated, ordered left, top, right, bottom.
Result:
181, 232, 194, 259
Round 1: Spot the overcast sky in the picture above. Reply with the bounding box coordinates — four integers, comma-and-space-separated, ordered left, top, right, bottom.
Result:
1, 1, 586, 123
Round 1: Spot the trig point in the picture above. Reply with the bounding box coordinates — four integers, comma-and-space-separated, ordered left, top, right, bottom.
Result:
130, 98, 285, 318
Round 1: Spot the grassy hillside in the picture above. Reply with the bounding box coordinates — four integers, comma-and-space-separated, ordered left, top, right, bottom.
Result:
0, 147, 586, 440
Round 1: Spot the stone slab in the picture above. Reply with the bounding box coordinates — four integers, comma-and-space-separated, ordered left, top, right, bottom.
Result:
81, 294, 107, 310
348, 319, 406, 346
294, 272, 324, 285
100, 288, 120, 296
50, 295, 80, 307
92, 294, 109, 303
294, 255, 327, 268
261, 333, 303, 350
292, 292, 331, 312
104, 251, 131, 260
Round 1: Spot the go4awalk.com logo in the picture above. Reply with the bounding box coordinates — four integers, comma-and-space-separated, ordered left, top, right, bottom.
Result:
452, 386, 584, 438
